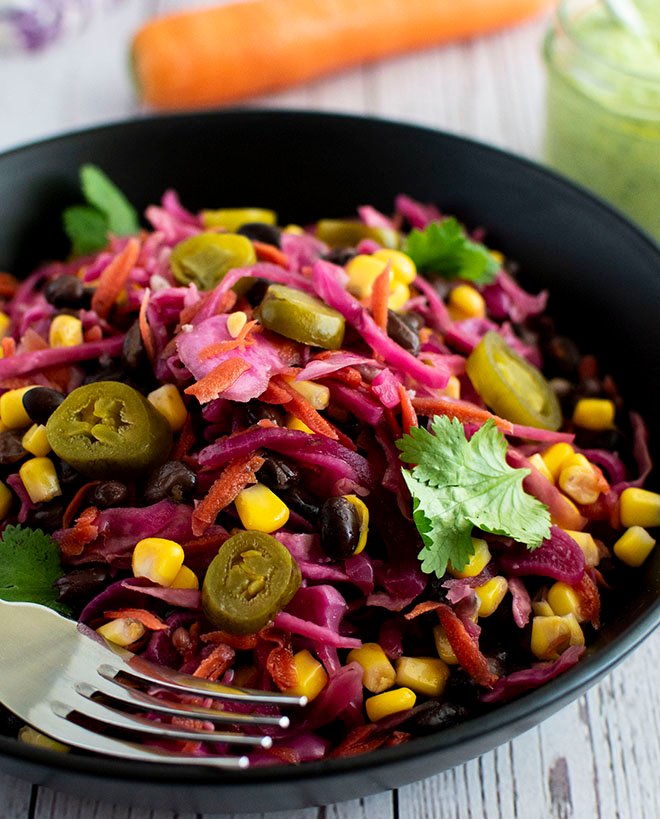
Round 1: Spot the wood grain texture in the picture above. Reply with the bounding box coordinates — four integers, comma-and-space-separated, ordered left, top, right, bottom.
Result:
0, 2, 658, 818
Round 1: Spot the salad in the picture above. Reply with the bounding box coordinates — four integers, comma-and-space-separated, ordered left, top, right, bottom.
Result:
0, 166, 656, 764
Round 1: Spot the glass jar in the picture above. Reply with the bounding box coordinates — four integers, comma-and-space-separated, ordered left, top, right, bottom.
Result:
543, 0, 660, 240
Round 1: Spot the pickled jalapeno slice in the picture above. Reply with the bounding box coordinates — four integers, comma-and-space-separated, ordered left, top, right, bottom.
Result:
169, 232, 257, 291
315, 219, 400, 249
257, 284, 345, 350
202, 530, 301, 634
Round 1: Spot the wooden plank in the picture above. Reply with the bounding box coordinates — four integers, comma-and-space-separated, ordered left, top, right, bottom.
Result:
0, 772, 33, 819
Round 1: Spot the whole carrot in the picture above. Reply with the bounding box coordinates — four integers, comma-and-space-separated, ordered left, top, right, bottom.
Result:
132, 0, 554, 109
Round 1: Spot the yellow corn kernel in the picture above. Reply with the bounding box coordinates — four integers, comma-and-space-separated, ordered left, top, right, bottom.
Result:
442, 375, 461, 400
226, 310, 247, 339
532, 598, 555, 617
132, 537, 184, 587
528, 453, 554, 483
448, 284, 486, 321
558, 454, 602, 505
563, 613, 585, 647
541, 442, 575, 481
22, 424, 51, 457
343, 494, 369, 554
283, 224, 304, 235
372, 249, 417, 285
170, 565, 199, 590
346, 254, 385, 299
619, 487, 660, 528
530, 615, 572, 660
547, 581, 583, 621
562, 529, 600, 567
0, 480, 13, 519
18, 726, 69, 752
234, 483, 290, 533
613, 526, 656, 567
433, 625, 458, 664
286, 414, 314, 434
287, 377, 330, 410
147, 384, 187, 433
572, 398, 615, 431
97, 617, 147, 647
0, 418, 7, 432
201, 208, 276, 231
347, 643, 396, 694
449, 537, 491, 578
0, 311, 10, 339
366, 687, 416, 722
48, 314, 83, 348
387, 281, 411, 312
19, 457, 61, 503
0, 386, 37, 429
475, 576, 509, 618
284, 649, 328, 702
394, 656, 450, 698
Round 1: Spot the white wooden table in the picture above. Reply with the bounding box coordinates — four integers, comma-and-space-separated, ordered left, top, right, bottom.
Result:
1, 2, 659, 817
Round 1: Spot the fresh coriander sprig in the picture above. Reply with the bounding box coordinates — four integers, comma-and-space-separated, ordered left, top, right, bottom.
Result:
397, 416, 550, 577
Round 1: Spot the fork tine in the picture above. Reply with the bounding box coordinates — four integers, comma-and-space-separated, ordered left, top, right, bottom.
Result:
79, 677, 291, 728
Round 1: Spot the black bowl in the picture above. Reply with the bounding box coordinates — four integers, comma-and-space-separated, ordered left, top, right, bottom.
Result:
0, 110, 658, 814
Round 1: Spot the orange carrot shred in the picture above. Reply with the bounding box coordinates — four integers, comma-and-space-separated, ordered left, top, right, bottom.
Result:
172, 412, 195, 460
83, 326, 103, 343
191, 454, 264, 536
253, 240, 289, 268
62, 481, 102, 529
193, 643, 236, 681
184, 357, 251, 403
91, 237, 141, 319
398, 384, 418, 435
103, 609, 169, 631
371, 264, 390, 333
412, 396, 514, 434
198, 320, 261, 359
1, 337, 16, 357
272, 374, 339, 440
139, 287, 157, 362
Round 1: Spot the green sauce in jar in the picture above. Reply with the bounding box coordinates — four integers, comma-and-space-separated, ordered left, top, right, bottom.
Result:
544, 0, 660, 239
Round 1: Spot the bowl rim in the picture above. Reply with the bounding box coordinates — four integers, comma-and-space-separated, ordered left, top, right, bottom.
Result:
0, 108, 658, 788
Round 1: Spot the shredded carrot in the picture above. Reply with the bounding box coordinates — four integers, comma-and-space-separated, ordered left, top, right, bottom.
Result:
62, 481, 102, 529
191, 454, 264, 536
412, 396, 514, 434
139, 287, 157, 362
327, 367, 363, 387
259, 379, 293, 405
201, 631, 259, 650
91, 237, 141, 319
383, 406, 402, 439
1, 337, 16, 357
573, 572, 601, 628
0, 272, 20, 299
398, 384, 418, 436
405, 601, 443, 620
57, 506, 99, 557
172, 412, 195, 460
182, 532, 230, 555
83, 326, 103, 343
193, 643, 236, 680
437, 603, 498, 688
198, 320, 261, 359
103, 608, 169, 631
267, 644, 298, 691
272, 375, 339, 440
253, 240, 289, 268
371, 264, 390, 333
184, 357, 251, 404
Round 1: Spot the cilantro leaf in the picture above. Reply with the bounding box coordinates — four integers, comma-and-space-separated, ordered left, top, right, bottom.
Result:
62, 164, 139, 256
402, 218, 499, 284
0, 525, 71, 616
397, 416, 550, 577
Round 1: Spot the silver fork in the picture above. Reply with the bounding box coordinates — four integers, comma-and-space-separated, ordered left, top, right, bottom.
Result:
0, 599, 307, 768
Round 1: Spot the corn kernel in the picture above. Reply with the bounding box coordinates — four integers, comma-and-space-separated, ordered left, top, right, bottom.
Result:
0, 386, 37, 429
448, 284, 486, 320
443, 375, 461, 400
284, 649, 328, 702
613, 526, 656, 567
572, 398, 615, 431
286, 377, 330, 410
286, 414, 314, 434
346, 255, 386, 299
147, 384, 187, 433
372, 249, 417, 285
541, 442, 575, 481
343, 494, 369, 554
563, 613, 585, 647
387, 281, 410, 311
394, 656, 449, 698
532, 598, 555, 617
347, 643, 396, 693
22, 424, 51, 457
0, 312, 10, 339
283, 224, 304, 235
170, 565, 199, 590
475, 576, 509, 618
433, 625, 458, 664
235, 483, 290, 533
49, 314, 83, 348
547, 581, 583, 620
531, 615, 572, 660
619, 487, 660, 528
97, 617, 147, 647
132, 537, 184, 587
366, 687, 416, 722
562, 529, 600, 567
226, 310, 247, 339
19, 457, 61, 503
18, 726, 69, 752
558, 454, 602, 505
201, 208, 276, 231
0, 418, 7, 432
0, 480, 13, 519
449, 537, 491, 578
528, 453, 554, 483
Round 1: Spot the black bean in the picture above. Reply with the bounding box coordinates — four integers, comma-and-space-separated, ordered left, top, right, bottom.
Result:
43, 275, 86, 308
245, 399, 284, 427
55, 566, 110, 605
320, 496, 360, 559
91, 480, 128, 509
323, 247, 357, 267
399, 311, 425, 332
22, 387, 64, 426
574, 427, 625, 452
284, 487, 321, 523
57, 461, 81, 489
27, 501, 66, 531
258, 456, 300, 491
542, 335, 581, 379
405, 700, 469, 734
0, 431, 26, 465
387, 310, 421, 355
122, 320, 147, 370
237, 222, 282, 248
245, 279, 270, 308
143, 461, 197, 504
